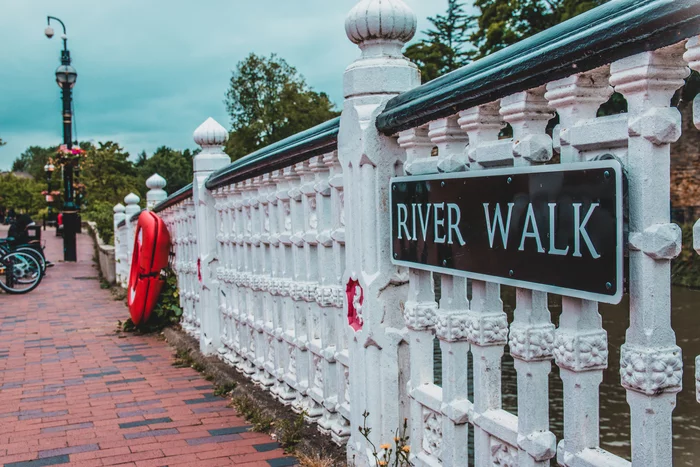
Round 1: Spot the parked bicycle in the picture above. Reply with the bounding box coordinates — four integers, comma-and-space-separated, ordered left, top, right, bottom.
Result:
0, 239, 43, 294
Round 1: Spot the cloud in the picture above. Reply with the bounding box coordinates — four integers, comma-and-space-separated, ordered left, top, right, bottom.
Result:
0, 0, 454, 170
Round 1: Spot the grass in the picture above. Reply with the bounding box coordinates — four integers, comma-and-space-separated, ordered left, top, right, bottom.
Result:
229, 395, 274, 433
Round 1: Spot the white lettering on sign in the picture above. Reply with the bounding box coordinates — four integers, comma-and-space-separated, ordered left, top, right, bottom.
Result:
483, 203, 514, 249
399, 200, 601, 258
548, 203, 569, 256
396, 203, 466, 246
447, 203, 465, 246
434, 203, 446, 244
573, 203, 600, 259
483, 202, 601, 259
397, 204, 410, 240
519, 203, 545, 253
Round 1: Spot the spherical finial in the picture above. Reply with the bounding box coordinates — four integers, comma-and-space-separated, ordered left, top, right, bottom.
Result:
193, 117, 228, 148
345, 0, 417, 46
113, 203, 125, 213
146, 173, 167, 190
124, 193, 140, 205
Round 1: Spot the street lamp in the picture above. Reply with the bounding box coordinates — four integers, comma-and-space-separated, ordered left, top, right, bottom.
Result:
46, 16, 78, 262
44, 162, 55, 229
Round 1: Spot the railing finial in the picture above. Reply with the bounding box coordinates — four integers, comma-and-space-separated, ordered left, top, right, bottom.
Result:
193, 117, 228, 151
124, 192, 140, 206
146, 173, 168, 210
345, 0, 416, 57
193, 117, 230, 173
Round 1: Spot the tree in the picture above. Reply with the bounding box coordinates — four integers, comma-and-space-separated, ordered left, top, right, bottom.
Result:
404, 0, 474, 82
0, 137, 5, 146
470, 0, 607, 58
224, 53, 339, 160
0, 173, 45, 216
136, 146, 194, 194
80, 142, 141, 207
11, 146, 57, 180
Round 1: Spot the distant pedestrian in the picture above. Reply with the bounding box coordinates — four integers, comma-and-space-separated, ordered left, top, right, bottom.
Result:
6, 207, 16, 225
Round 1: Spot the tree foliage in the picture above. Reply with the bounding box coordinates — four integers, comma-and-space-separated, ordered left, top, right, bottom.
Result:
0, 173, 45, 216
11, 146, 57, 179
405, 0, 608, 82
470, 0, 607, 58
81, 142, 142, 207
405, 0, 474, 82
135, 146, 194, 194
224, 53, 339, 160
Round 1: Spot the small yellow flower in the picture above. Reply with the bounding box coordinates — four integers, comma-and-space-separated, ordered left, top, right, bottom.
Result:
378, 462, 388, 466
402, 445, 411, 452
394, 437, 400, 442
379, 443, 391, 450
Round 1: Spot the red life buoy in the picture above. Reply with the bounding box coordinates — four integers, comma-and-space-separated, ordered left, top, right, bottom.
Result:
127, 211, 171, 325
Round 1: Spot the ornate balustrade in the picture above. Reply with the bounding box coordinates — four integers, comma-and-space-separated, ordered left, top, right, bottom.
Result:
111, 0, 700, 465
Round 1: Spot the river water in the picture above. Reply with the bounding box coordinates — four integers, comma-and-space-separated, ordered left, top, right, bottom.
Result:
432, 284, 700, 465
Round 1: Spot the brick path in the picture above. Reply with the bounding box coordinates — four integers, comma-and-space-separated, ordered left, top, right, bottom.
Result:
0, 225, 297, 467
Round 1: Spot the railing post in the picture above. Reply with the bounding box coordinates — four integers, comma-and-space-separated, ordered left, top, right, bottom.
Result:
610, 44, 688, 467
123, 193, 141, 287
113, 203, 126, 285
192, 118, 231, 355
339, 0, 420, 461
684, 35, 700, 408
146, 173, 167, 211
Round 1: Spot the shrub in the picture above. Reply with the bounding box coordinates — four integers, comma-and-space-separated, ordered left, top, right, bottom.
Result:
117, 268, 183, 333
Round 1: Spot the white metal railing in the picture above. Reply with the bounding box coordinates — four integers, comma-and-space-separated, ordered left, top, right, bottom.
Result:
110, 0, 700, 465
211, 152, 351, 442
389, 32, 698, 467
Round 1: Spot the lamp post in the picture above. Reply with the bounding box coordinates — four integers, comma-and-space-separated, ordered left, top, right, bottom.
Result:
44, 162, 55, 229
45, 16, 78, 261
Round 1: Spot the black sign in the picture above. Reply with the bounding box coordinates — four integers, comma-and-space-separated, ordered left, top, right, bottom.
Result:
390, 161, 623, 304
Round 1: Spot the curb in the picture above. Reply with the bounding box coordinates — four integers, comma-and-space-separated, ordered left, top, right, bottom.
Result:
162, 327, 347, 465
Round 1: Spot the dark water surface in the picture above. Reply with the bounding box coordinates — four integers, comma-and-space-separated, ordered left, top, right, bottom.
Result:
433, 284, 700, 465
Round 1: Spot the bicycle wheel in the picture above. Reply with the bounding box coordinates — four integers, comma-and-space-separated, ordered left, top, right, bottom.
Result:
15, 246, 46, 275
0, 252, 42, 294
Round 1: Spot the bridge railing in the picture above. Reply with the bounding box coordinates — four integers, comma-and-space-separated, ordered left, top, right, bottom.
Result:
375, 1, 700, 466
111, 0, 700, 465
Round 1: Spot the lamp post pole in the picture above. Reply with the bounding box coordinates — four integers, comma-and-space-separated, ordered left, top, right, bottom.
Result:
44, 163, 55, 229
46, 16, 78, 261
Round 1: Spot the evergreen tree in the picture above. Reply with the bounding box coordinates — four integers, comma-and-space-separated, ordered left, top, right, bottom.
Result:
405, 0, 474, 83
470, 0, 607, 58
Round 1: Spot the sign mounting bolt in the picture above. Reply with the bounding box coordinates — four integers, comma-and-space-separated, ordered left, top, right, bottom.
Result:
509, 269, 514, 277
442, 259, 447, 266
507, 177, 512, 184
393, 253, 398, 259
605, 282, 612, 290
604, 171, 610, 179
441, 181, 445, 187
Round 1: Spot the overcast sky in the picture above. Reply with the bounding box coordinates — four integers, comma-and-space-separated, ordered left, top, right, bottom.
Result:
0, 0, 454, 170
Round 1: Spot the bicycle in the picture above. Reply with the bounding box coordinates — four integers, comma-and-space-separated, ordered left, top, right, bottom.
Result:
0, 238, 47, 276
0, 240, 43, 294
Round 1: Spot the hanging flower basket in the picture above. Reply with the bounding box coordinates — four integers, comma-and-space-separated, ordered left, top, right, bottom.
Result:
54, 145, 87, 166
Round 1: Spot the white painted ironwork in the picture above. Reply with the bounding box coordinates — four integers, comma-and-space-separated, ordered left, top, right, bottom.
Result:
108, 5, 700, 466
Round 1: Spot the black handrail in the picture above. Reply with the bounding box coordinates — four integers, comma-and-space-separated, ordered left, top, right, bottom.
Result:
152, 183, 193, 213
205, 117, 340, 190
377, 0, 700, 135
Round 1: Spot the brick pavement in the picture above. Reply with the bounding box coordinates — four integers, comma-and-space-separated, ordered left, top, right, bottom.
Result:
0, 225, 298, 467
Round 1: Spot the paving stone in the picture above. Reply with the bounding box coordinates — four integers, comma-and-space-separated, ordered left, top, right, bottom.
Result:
119, 418, 173, 429
0, 227, 295, 466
